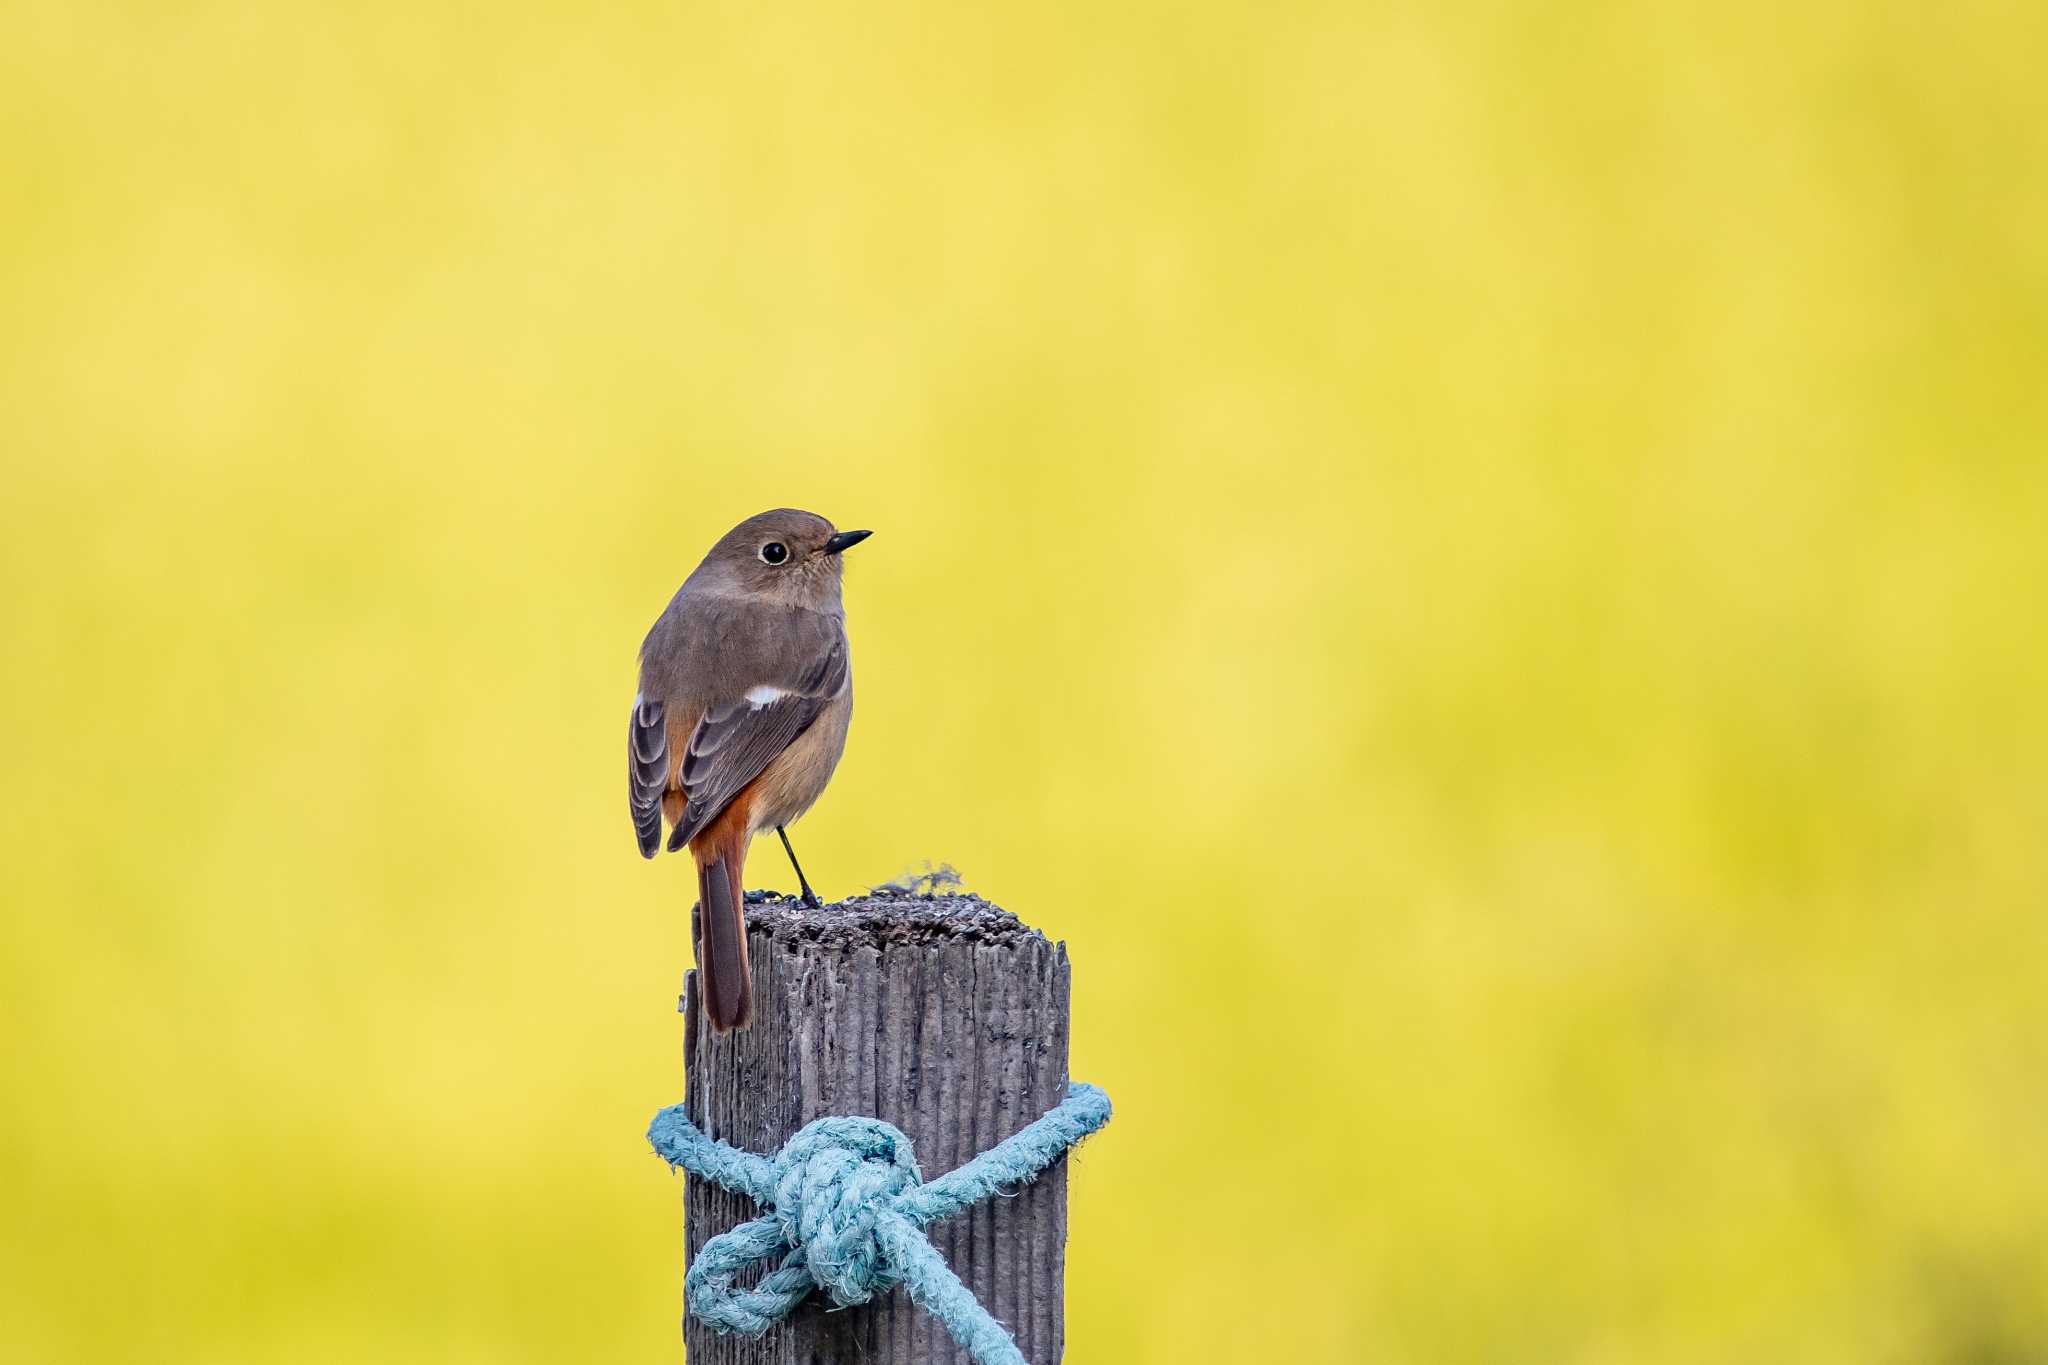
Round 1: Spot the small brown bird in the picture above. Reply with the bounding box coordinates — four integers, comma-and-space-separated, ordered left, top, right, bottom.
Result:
629, 509, 870, 1030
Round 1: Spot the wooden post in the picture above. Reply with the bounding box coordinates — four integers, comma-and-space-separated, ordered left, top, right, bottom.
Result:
679, 891, 1077, 1365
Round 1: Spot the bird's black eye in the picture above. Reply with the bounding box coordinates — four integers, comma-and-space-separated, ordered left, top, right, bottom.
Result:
759, 541, 789, 565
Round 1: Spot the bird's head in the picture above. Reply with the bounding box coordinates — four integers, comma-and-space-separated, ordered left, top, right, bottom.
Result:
691, 508, 871, 609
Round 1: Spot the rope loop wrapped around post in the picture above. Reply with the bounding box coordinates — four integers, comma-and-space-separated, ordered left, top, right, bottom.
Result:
648, 1080, 1112, 1365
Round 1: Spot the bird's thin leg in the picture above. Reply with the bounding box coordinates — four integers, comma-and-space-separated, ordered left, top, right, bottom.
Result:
777, 825, 822, 908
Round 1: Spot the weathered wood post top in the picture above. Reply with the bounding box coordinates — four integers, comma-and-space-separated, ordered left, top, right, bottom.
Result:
678, 888, 1084, 1365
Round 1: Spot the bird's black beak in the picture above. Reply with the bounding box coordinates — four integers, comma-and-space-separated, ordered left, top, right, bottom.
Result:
824, 529, 873, 554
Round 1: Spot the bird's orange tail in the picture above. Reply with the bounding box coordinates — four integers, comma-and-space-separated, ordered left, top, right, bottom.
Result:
691, 810, 754, 1032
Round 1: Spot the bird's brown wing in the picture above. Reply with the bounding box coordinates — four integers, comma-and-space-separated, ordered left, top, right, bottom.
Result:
665, 635, 848, 852
628, 694, 670, 859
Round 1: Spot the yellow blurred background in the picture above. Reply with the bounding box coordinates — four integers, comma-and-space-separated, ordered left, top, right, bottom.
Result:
5, 1, 2046, 1360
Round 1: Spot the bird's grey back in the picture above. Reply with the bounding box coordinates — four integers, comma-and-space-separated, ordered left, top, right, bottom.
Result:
639, 590, 845, 711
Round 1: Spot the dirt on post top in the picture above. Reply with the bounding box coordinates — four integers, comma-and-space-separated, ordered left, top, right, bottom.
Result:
739, 888, 1047, 949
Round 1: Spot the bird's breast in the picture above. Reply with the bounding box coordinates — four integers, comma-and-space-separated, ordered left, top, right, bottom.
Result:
746, 689, 853, 834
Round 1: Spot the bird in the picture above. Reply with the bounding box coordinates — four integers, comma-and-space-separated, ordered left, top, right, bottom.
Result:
629, 509, 870, 1031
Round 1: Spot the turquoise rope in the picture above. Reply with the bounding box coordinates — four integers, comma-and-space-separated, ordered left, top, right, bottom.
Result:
647, 1080, 1112, 1365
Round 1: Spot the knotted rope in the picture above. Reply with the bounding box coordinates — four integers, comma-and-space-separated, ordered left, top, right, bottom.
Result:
647, 1080, 1112, 1365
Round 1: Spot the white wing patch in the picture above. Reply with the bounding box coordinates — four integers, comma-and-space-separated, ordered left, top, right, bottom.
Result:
744, 684, 788, 709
